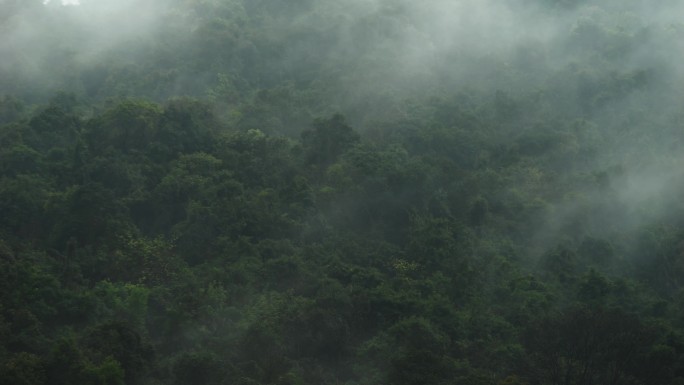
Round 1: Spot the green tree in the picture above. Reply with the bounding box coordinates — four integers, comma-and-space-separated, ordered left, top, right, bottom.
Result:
86, 100, 162, 154
84, 321, 153, 385
0, 353, 45, 385
81, 356, 125, 385
301, 114, 360, 167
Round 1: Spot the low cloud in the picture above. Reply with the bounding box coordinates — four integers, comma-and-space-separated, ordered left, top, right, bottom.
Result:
43, 0, 81, 5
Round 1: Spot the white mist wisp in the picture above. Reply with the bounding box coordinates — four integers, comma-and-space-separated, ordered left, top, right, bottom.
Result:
43, 0, 81, 5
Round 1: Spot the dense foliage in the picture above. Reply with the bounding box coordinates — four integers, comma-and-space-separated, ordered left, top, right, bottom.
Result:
2, 0, 684, 384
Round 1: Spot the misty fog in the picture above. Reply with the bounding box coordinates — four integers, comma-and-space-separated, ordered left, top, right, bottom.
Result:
3, 0, 684, 317
3, 0, 684, 384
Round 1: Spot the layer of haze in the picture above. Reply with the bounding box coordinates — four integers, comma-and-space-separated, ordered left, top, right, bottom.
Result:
2, 0, 684, 259
43, 0, 80, 5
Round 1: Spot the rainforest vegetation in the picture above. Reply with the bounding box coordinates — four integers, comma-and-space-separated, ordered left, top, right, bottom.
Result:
2, 0, 684, 384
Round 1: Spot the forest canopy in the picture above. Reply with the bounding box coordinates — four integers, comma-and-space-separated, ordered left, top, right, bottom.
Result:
2, 0, 684, 384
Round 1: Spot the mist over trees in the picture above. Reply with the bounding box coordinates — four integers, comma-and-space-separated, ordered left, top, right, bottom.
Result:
2, 0, 684, 384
